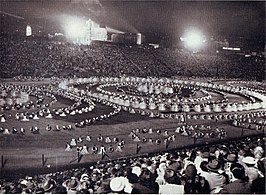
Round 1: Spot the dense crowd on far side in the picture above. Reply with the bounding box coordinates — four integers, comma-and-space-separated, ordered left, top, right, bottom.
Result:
0, 36, 264, 80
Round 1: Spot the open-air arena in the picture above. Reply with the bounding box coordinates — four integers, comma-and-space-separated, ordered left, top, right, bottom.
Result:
1, 76, 265, 193
0, 1, 265, 194
0, 77, 266, 171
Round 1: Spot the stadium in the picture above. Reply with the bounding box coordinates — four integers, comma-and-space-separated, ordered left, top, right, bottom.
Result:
0, 1, 265, 194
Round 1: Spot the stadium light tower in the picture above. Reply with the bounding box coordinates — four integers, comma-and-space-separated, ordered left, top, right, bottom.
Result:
180, 29, 206, 52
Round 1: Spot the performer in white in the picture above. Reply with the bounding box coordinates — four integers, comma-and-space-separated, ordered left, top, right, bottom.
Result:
65, 143, 72, 151
70, 138, 77, 147
86, 135, 91, 142
116, 142, 123, 152
105, 136, 112, 143
80, 145, 89, 155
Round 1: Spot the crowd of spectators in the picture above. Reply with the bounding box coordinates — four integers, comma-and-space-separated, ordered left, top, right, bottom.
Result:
0, 37, 264, 80
0, 134, 264, 194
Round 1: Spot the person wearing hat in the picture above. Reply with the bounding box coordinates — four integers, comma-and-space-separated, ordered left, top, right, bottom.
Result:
109, 177, 126, 193
138, 168, 159, 193
125, 172, 139, 194
63, 177, 79, 194
97, 176, 112, 193
158, 167, 185, 194
90, 168, 102, 186
131, 169, 158, 194
224, 153, 238, 182
242, 156, 260, 184
194, 151, 209, 173
181, 164, 210, 194
155, 160, 168, 185
167, 161, 182, 177
221, 163, 252, 194
132, 166, 142, 177
41, 178, 56, 194
183, 150, 197, 171
200, 159, 227, 194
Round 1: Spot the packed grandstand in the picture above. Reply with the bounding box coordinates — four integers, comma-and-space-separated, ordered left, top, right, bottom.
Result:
0, 1, 266, 194
1, 37, 265, 80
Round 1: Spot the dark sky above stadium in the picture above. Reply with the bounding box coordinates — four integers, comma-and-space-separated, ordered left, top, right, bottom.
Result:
0, 0, 265, 42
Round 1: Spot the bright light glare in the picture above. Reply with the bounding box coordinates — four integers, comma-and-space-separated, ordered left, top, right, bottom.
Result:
181, 29, 205, 51
64, 17, 86, 40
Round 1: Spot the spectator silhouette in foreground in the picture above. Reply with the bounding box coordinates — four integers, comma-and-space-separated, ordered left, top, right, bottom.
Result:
221, 162, 252, 194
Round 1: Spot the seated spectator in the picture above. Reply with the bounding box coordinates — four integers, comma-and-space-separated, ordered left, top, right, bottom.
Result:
131, 173, 158, 194
223, 153, 238, 182
181, 164, 210, 194
242, 156, 260, 183
109, 177, 126, 194
41, 177, 56, 193
51, 185, 67, 194
63, 177, 80, 194
158, 168, 184, 194
200, 159, 228, 193
221, 163, 252, 194
138, 168, 159, 193
94, 178, 111, 194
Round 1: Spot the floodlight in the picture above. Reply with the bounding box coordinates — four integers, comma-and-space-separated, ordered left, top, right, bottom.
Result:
181, 29, 206, 51
65, 18, 86, 39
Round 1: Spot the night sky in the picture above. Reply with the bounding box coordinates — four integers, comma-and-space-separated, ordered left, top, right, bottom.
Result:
0, 0, 265, 43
